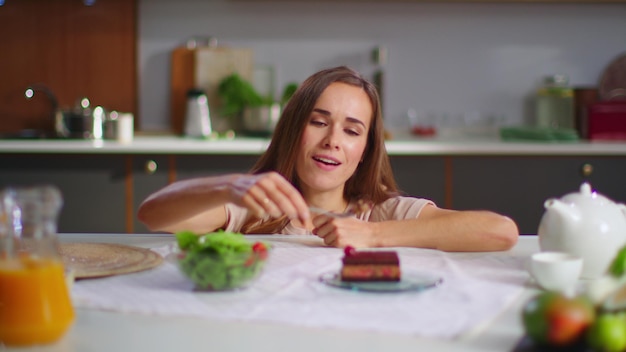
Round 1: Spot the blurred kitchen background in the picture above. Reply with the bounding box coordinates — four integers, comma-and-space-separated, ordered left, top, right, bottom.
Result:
1, 0, 625, 136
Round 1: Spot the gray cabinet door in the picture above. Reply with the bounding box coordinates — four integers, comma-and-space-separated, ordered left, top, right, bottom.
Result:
176, 154, 447, 202
0, 154, 126, 233
581, 157, 626, 204
390, 155, 446, 207
175, 155, 259, 180
166, 154, 258, 232
175, 155, 447, 207
450, 156, 626, 234
132, 155, 171, 233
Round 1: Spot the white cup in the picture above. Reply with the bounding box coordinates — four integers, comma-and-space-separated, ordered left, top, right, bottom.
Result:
117, 113, 134, 144
530, 252, 583, 293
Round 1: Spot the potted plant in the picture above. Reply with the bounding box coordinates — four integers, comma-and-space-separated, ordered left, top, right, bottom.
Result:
217, 73, 298, 136
279, 82, 298, 106
217, 73, 270, 119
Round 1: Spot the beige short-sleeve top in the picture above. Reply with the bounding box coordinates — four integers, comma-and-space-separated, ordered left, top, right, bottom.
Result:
224, 196, 435, 235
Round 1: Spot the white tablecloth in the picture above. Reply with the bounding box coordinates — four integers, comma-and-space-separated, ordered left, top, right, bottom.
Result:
71, 236, 529, 339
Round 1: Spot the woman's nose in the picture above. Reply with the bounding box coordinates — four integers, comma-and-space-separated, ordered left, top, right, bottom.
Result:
322, 128, 340, 150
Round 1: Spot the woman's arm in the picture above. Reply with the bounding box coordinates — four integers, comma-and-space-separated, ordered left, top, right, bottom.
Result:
312, 205, 519, 252
371, 206, 519, 251
137, 174, 236, 234
137, 172, 310, 234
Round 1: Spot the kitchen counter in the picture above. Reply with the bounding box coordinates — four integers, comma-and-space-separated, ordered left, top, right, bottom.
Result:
1, 132, 626, 155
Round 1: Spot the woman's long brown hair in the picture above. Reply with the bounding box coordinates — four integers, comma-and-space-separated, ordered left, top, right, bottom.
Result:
242, 66, 399, 234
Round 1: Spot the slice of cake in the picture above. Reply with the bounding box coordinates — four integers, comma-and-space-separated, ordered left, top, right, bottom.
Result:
340, 246, 401, 282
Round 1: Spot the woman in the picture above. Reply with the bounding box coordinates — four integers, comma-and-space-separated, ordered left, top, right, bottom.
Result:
138, 66, 518, 251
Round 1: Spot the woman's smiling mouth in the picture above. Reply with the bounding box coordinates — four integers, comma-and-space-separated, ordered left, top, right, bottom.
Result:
312, 155, 341, 167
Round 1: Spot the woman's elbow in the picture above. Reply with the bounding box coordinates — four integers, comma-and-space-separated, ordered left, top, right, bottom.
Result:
491, 215, 519, 251
136, 201, 164, 232
136, 201, 150, 224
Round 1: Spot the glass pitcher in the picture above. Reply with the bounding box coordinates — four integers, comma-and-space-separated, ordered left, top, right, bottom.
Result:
0, 185, 74, 347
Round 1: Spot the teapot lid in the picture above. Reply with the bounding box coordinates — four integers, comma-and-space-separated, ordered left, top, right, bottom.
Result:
580, 183, 593, 196
561, 182, 615, 206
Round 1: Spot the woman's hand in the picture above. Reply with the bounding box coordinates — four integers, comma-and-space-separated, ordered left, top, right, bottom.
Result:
311, 215, 377, 248
229, 172, 310, 224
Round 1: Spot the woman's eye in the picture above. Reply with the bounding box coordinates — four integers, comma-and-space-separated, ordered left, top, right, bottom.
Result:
310, 120, 326, 127
345, 129, 360, 136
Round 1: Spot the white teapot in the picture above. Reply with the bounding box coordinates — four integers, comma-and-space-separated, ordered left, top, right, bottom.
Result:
538, 183, 626, 279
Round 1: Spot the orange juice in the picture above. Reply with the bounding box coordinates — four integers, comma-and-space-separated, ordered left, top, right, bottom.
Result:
0, 256, 74, 346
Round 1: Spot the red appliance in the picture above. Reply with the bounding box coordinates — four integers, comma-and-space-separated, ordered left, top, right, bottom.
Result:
587, 101, 626, 141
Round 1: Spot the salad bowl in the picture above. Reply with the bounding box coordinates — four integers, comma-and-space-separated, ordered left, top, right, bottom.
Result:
172, 231, 269, 291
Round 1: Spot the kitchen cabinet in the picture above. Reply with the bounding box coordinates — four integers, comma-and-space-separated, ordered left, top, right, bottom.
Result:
175, 155, 448, 206
390, 156, 447, 207
450, 156, 626, 234
131, 155, 172, 233
0, 154, 127, 233
3, 139, 626, 235
175, 155, 259, 180
0, 154, 176, 234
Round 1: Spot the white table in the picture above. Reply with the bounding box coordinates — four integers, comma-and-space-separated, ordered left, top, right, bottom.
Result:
6, 234, 541, 352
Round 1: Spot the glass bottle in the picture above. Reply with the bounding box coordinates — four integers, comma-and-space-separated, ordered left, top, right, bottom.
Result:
535, 74, 575, 130
0, 185, 74, 347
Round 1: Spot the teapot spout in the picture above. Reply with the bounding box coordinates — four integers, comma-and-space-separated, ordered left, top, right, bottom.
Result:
544, 198, 581, 222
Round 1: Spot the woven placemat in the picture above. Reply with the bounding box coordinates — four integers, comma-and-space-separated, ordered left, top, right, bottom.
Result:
58, 242, 163, 279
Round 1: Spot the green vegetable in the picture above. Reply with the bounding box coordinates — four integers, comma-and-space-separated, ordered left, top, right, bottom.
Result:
174, 230, 269, 291
609, 244, 626, 277
175, 231, 200, 252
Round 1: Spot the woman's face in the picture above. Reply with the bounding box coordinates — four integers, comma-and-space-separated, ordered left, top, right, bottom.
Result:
295, 82, 372, 198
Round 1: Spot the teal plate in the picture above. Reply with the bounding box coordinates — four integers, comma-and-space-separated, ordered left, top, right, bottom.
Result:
319, 271, 443, 293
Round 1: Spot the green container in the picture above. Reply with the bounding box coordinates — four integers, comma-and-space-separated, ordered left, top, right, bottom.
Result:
499, 126, 579, 142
